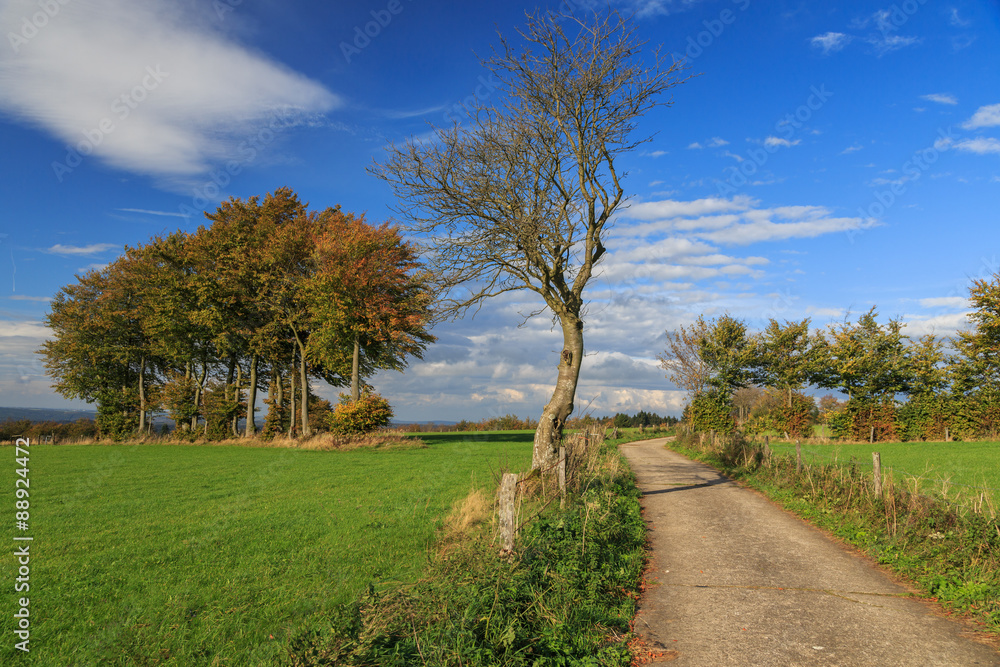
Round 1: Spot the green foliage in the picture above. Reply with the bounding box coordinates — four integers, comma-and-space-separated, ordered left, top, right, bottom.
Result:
328, 393, 393, 435
202, 382, 241, 441
96, 388, 139, 441
700, 315, 756, 395
774, 392, 816, 438
689, 389, 735, 434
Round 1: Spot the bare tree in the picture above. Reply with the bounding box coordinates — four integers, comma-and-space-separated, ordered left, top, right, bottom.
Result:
374, 10, 687, 470
657, 316, 711, 396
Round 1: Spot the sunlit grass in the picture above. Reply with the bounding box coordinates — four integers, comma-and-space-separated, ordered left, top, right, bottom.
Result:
0, 435, 532, 665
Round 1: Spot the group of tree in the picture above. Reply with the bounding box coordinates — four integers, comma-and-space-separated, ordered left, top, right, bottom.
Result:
660, 273, 1000, 442
39, 188, 434, 441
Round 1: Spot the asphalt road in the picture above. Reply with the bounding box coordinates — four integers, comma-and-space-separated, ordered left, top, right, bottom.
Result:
619, 437, 1000, 666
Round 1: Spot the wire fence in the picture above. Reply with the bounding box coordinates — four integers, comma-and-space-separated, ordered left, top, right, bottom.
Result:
768, 443, 1000, 515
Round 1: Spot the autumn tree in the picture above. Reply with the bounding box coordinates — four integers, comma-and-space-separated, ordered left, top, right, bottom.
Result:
305, 209, 435, 400
375, 10, 687, 469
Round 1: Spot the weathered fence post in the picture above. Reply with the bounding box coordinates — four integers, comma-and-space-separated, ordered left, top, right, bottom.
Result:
498, 473, 519, 553
872, 452, 882, 497
795, 440, 802, 473
558, 446, 567, 508
944, 427, 950, 442
870, 426, 875, 444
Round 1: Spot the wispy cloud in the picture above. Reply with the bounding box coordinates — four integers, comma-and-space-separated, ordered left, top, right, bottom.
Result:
840, 144, 863, 154
919, 296, 969, 309
117, 208, 191, 218
707, 137, 729, 148
6, 295, 52, 302
920, 93, 958, 105
810, 32, 850, 54
954, 137, 1000, 155
77, 263, 109, 273
46, 243, 118, 256
627, 195, 756, 220
962, 104, 1000, 130
868, 34, 919, 55
764, 136, 801, 148
0, 0, 338, 180
687, 141, 703, 149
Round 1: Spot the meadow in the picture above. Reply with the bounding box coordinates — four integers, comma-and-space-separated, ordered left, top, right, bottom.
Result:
770, 440, 1000, 508
0, 432, 533, 665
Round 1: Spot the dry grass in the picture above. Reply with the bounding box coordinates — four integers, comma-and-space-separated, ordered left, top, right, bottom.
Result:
38, 429, 426, 451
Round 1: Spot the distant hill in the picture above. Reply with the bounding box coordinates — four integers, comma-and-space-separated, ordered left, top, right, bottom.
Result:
0, 406, 97, 423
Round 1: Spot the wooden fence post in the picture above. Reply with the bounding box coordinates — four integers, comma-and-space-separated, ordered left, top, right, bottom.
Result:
499, 473, 519, 553
795, 440, 802, 473
872, 452, 882, 497
558, 446, 567, 508
870, 426, 875, 443
945, 427, 950, 442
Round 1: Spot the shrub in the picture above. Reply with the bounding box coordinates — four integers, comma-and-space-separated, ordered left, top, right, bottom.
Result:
328, 393, 393, 435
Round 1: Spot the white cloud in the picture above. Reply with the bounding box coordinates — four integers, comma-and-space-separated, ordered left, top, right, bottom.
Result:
627, 195, 756, 220
840, 144, 863, 154
687, 141, 703, 149
764, 136, 801, 148
46, 243, 118, 256
962, 104, 1000, 130
903, 312, 973, 337
954, 137, 1000, 155
116, 208, 191, 218
6, 295, 52, 302
919, 297, 969, 309
0, 0, 338, 179
920, 93, 958, 105
811, 32, 850, 54
646, 150, 668, 157
707, 137, 729, 147
868, 34, 919, 55
0, 320, 50, 338
77, 263, 110, 273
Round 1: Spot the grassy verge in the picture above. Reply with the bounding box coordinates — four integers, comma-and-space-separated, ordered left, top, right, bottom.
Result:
289, 432, 651, 666
0, 435, 531, 665
770, 440, 1000, 507
669, 432, 1000, 634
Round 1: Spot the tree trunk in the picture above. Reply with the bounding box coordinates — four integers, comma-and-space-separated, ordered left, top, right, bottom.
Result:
275, 368, 284, 430
299, 339, 311, 437
233, 362, 243, 436
288, 355, 297, 438
245, 355, 258, 437
137, 355, 146, 434
532, 314, 584, 471
351, 336, 360, 401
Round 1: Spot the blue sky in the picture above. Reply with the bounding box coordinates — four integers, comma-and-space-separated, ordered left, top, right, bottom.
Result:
0, 0, 998, 421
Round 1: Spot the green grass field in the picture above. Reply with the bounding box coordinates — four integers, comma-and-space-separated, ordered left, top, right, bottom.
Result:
0, 433, 533, 665
771, 440, 1000, 505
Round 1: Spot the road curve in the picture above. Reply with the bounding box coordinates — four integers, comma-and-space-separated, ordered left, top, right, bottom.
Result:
619, 437, 1000, 666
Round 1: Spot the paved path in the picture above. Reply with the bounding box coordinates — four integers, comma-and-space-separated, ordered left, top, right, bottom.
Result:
619, 438, 1000, 666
